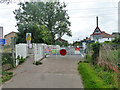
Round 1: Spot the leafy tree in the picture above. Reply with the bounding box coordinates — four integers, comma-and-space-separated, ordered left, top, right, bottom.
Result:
14, 1, 72, 44
112, 37, 120, 44
55, 41, 68, 47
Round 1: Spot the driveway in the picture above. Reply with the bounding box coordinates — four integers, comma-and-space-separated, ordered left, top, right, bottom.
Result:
2, 55, 84, 88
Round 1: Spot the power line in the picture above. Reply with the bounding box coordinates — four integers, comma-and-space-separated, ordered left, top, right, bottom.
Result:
69, 13, 118, 18
63, 1, 118, 3
67, 7, 118, 11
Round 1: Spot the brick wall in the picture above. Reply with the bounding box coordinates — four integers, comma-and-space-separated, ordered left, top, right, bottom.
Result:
4, 32, 16, 45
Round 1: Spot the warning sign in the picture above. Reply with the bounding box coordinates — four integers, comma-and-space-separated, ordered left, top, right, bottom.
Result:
51, 49, 57, 54
26, 33, 31, 41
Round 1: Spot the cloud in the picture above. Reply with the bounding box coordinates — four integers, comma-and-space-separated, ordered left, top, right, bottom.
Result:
62, 0, 119, 43
0, 0, 119, 43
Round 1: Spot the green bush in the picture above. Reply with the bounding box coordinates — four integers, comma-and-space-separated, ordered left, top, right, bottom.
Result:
1, 71, 13, 83
91, 42, 101, 65
33, 61, 42, 65
2, 74, 13, 83
16, 56, 26, 65
85, 54, 92, 61
2, 53, 14, 68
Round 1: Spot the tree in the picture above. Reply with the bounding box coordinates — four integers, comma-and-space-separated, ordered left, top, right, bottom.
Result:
112, 37, 120, 44
13, 1, 72, 44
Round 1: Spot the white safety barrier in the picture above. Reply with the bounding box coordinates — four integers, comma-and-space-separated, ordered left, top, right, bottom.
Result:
15, 43, 60, 65
15, 43, 28, 66
33, 43, 46, 62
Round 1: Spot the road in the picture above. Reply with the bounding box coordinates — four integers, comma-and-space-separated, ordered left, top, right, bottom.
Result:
2, 55, 84, 88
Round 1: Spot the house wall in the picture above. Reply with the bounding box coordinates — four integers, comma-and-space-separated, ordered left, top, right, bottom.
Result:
91, 35, 114, 43
94, 38, 114, 43
4, 32, 16, 45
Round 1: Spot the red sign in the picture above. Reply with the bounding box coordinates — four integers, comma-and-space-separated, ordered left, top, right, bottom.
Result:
75, 48, 80, 51
60, 49, 67, 56
80, 47, 84, 49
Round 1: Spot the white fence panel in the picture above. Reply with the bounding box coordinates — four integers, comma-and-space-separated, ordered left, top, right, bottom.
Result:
15, 43, 28, 66
34, 44, 45, 61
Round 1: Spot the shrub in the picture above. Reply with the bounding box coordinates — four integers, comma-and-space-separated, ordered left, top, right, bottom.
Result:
91, 42, 101, 65
16, 56, 26, 65
33, 61, 42, 65
2, 53, 13, 65
1, 71, 13, 83
1, 53, 15, 69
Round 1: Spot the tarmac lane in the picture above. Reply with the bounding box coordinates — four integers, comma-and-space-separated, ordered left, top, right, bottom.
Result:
2, 55, 84, 88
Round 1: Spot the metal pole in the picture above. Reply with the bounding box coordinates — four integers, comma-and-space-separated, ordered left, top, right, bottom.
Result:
11, 37, 15, 67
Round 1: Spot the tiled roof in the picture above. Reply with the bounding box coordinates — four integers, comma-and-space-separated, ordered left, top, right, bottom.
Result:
85, 38, 91, 41
101, 31, 114, 38
92, 26, 102, 35
4, 31, 16, 37
55, 37, 67, 43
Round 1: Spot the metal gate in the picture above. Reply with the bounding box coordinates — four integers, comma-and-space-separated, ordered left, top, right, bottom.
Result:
44, 46, 86, 56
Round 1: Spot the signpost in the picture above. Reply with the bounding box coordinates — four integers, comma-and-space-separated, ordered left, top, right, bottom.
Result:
26, 33, 31, 48
51, 49, 57, 54
26, 33, 31, 41
0, 27, 3, 39
0, 39, 5, 44
60, 49, 67, 56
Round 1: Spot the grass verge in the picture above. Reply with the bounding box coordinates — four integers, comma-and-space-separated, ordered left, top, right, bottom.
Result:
0, 70, 13, 83
78, 62, 113, 88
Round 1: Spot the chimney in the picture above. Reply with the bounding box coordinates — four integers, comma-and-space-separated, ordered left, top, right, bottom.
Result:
96, 16, 98, 27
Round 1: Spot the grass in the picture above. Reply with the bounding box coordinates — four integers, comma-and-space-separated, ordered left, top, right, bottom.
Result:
93, 65, 118, 88
33, 61, 42, 65
0, 70, 13, 83
78, 62, 116, 88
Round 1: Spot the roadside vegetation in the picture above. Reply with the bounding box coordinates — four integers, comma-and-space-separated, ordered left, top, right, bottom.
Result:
16, 56, 26, 65
33, 61, 42, 65
78, 37, 119, 89
78, 62, 118, 88
0, 70, 13, 83
1, 45, 26, 83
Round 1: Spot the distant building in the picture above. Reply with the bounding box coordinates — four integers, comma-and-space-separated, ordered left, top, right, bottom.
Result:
112, 32, 120, 38
55, 37, 68, 43
4, 31, 17, 45
90, 16, 114, 43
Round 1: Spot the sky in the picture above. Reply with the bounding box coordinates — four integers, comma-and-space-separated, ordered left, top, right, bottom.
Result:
0, 0, 119, 43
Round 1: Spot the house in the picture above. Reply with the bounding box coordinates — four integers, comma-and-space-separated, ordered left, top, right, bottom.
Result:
4, 31, 17, 45
55, 37, 68, 43
90, 16, 114, 43
112, 32, 120, 38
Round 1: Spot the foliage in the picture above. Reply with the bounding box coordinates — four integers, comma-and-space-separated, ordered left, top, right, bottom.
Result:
112, 37, 120, 44
13, 2, 72, 44
93, 65, 118, 88
1, 53, 15, 69
85, 54, 92, 61
55, 41, 68, 46
103, 41, 113, 44
16, 56, 26, 65
0, 70, 13, 83
78, 63, 108, 88
91, 42, 101, 65
33, 61, 42, 65
78, 63, 118, 88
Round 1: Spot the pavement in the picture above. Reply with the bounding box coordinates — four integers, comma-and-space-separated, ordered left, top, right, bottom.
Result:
2, 55, 84, 88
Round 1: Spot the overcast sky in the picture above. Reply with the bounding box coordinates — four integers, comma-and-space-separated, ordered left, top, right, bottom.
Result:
0, 0, 119, 43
